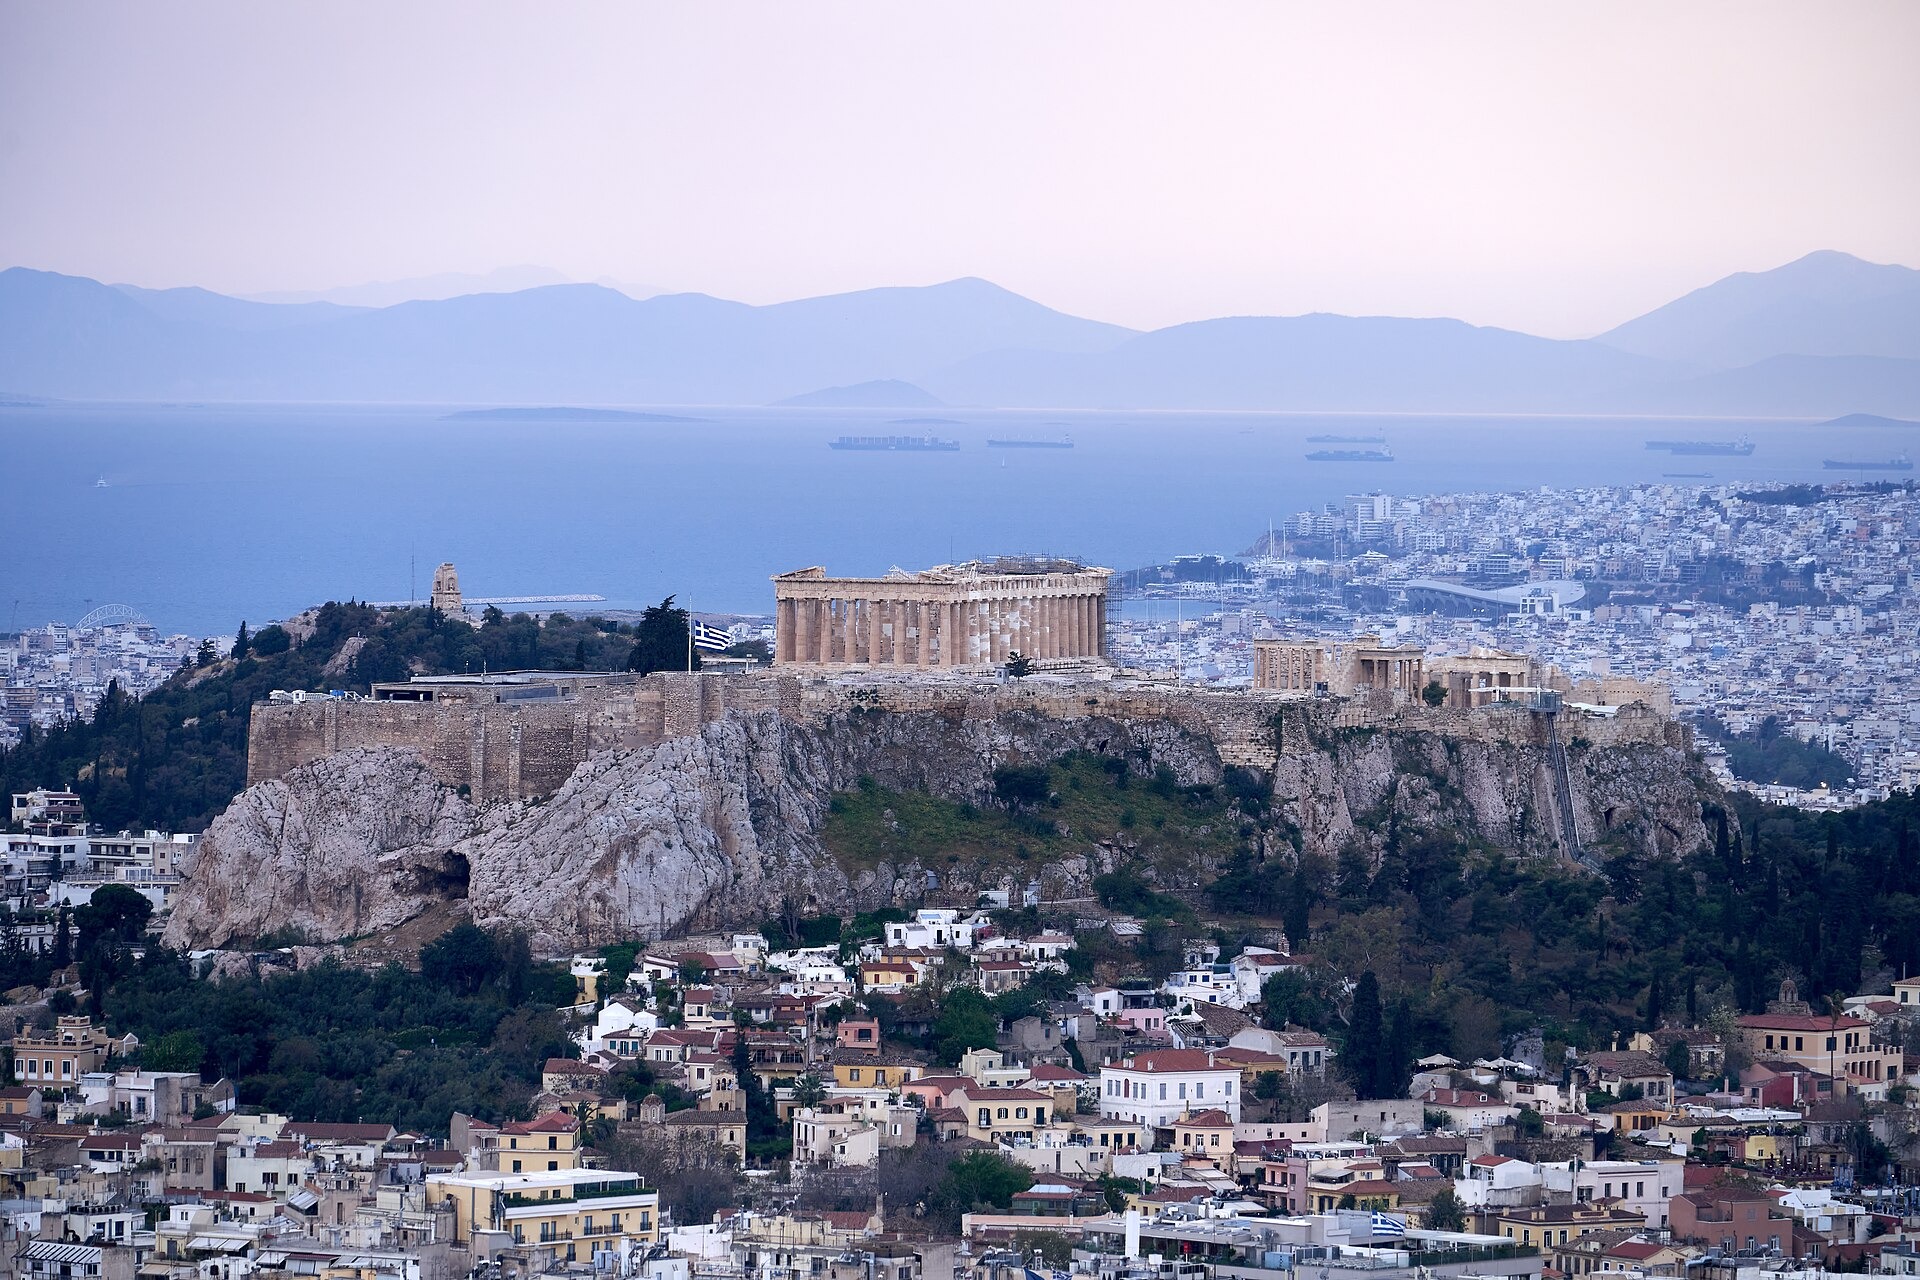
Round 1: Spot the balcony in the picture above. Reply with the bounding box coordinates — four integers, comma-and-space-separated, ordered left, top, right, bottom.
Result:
500, 1181, 648, 1211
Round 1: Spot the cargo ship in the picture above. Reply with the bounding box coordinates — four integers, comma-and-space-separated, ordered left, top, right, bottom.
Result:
1306, 434, 1388, 444
1645, 438, 1755, 455
987, 436, 1073, 449
828, 435, 960, 451
1306, 448, 1394, 462
1823, 455, 1913, 471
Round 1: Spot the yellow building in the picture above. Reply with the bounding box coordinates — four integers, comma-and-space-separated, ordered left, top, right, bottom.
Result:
9, 1016, 122, 1088
831, 1056, 925, 1091
950, 1087, 1058, 1144
424, 1168, 659, 1262
485, 1112, 580, 1174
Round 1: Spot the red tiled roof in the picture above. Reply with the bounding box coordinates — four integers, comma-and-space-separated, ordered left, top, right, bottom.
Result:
500, 1112, 576, 1135
1029, 1064, 1087, 1081
281, 1122, 396, 1142
1116, 1050, 1226, 1073
1424, 1088, 1502, 1106
1176, 1109, 1233, 1127
1736, 1013, 1866, 1031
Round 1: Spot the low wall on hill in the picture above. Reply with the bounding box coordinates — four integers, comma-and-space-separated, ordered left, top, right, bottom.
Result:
246, 670, 1689, 804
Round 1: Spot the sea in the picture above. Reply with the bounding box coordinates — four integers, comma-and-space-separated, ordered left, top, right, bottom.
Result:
2, 401, 1910, 637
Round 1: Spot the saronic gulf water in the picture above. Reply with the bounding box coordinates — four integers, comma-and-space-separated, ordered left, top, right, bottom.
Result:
2, 401, 1904, 635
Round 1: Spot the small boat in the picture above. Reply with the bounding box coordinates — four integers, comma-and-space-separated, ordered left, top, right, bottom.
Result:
1306, 448, 1394, 462
828, 435, 960, 452
1823, 455, 1913, 471
94, 476, 110, 488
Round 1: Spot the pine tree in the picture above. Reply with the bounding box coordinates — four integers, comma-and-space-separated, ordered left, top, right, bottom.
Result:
625, 597, 699, 676
231, 622, 250, 660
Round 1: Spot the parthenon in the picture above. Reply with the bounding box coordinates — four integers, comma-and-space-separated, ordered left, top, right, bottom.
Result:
772, 558, 1112, 669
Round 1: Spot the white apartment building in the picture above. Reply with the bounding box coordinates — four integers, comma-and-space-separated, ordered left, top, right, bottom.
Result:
883, 909, 980, 951
1543, 1157, 1683, 1228
1099, 1050, 1241, 1130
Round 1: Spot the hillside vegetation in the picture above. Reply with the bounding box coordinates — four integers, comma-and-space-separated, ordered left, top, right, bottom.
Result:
821, 750, 1245, 880
0, 602, 640, 833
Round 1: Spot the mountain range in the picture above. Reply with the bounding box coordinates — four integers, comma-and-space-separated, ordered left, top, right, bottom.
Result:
3, 251, 1917, 415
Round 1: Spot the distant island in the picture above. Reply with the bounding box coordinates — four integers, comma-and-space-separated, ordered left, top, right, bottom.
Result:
1819, 412, 1920, 429
775, 379, 944, 408
443, 406, 705, 423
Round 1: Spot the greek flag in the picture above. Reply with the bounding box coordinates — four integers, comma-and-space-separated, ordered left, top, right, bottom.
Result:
1370, 1211, 1406, 1237
691, 619, 732, 652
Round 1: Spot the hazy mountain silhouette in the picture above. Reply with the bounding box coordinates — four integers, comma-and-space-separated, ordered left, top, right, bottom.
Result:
775, 379, 944, 408
245, 265, 572, 308
919, 314, 1667, 412
4, 255, 1919, 414
1597, 251, 1920, 368
113, 283, 367, 330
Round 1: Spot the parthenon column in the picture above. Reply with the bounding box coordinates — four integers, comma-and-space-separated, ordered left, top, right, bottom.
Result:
863, 599, 880, 666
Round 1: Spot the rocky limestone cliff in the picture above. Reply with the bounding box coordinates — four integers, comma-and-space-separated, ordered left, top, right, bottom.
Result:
163, 748, 476, 947
166, 698, 1717, 954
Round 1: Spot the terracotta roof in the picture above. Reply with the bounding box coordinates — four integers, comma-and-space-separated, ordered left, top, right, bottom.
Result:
1423, 1088, 1502, 1106
81, 1134, 141, 1151
955, 1087, 1053, 1102
1116, 1050, 1227, 1073
663, 1109, 746, 1126
1737, 1013, 1867, 1032
1175, 1109, 1233, 1127
282, 1122, 396, 1142
500, 1112, 576, 1135
1028, 1064, 1087, 1081
823, 1210, 875, 1231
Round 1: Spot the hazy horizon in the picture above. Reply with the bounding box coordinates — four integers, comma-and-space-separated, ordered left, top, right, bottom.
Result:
4, 2, 1917, 338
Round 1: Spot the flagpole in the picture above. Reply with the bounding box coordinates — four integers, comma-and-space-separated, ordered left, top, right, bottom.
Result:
687, 608, 693, 673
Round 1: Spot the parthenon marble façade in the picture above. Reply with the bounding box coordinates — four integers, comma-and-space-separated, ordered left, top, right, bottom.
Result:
772, 558, 1111, 668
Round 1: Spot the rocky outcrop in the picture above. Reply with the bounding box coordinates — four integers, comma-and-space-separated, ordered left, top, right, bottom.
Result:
167, 693, 1720, 953
163, 748, 476, 949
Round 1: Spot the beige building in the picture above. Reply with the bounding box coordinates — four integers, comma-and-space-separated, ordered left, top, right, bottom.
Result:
772, 558, 1111, 669
9, 1016, 128, 1089
423, 1167, 659, 1260
1250, 635, 1426, 698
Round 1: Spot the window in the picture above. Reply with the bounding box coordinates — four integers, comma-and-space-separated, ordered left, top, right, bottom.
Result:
549, 1136, 558, 1150
1159, 1084, 1167, 1100
512, 1160, 522, 1172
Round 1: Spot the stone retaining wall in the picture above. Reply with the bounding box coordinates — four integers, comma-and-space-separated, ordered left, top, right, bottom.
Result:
247, 670, 1688, 803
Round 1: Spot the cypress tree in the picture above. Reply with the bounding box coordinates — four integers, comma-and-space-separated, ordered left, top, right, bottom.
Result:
1347, 970, 1384, 1098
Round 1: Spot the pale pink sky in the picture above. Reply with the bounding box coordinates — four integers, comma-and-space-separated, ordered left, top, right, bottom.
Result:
2, 1, 1915, 336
